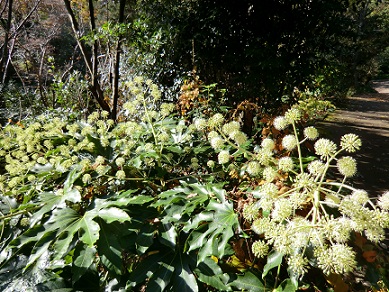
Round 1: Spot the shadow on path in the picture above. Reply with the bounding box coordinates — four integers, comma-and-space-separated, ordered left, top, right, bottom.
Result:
318, 80, 389, 196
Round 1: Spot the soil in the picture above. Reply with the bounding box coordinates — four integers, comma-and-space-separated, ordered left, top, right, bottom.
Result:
319, 80, 389, 196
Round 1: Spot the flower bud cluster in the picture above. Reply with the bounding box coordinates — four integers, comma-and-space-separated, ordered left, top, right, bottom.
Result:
245, 109, 389, 278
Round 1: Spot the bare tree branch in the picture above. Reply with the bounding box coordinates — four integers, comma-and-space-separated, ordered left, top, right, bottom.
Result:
62, 0, 111, 112
110, 0, 126, 121
0, 0, 13, 83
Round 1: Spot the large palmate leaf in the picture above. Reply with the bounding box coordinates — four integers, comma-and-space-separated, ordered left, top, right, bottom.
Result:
152, 181, 225, 224
183, 192, 239, 262
195, 258, 265, 291
72, 245, 97, 284
18, 208, 100, 270
127, 248, 199, 292
29, 167, 83, 226
97, 220, 130, 277
154, 182, 239, 263
10, 193, 135, 271
171, 252, 199, 292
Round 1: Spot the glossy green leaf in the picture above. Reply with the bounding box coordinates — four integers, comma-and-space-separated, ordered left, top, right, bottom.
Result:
184, 192, 239, 263
97, 207, 131, 224
171, 253, 198, 292
48, 209, 100, 259
276, 279, 298, 292
182, 212, 213, 232
228, 271, 265, 292
63, 188, 81, 204
128, 251, 172, 287
63, 167, 82, 193
25, 231, 57, 271
9, 224, 46, 248
146, 261, 174, 292
98, 221, 123, 276
136, 224, 155, 254
165, 146, 183, 154
78, 214, 101, 247
29, 192, 60, 224
159, 223, 177, 249
31, 163, 54, 174
195, 257, 231, 291
124, 194, 154, 205
72, 245, 97, 284
262, 250, 284, 279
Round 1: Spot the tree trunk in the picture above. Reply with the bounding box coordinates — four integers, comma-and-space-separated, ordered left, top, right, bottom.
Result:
110, 0, 126, 121
0, 0, 13, 84
62, 0, 111, 113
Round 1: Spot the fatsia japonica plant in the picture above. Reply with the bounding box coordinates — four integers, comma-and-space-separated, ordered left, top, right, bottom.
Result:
0, 77, 388, 291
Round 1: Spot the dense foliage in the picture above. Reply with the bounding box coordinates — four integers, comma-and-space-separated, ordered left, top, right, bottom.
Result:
1, 0, 389, 122
1, 0, 389, 291
0, 80, 388, 291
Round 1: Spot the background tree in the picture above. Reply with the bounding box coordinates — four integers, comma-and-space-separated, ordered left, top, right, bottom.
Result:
131, 0, 389, 108
62, 0, 130, 120
1, 0, 388, 123
0, 0, 72, 122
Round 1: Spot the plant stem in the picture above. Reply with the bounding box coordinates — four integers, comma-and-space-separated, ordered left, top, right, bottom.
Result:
292, 122, 304, 173
0, 205, 42, 221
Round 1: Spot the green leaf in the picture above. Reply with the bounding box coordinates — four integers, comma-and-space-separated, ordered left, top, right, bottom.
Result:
136, 223, 155, 254
228, 271, 265, 292
276, 279, 298, 292
165, 146, 183, 154
47, 208, 100, 259
117, 189, 139, 197
9, 224, 46, 248
97, 207, 131, 224
63, 167, 82, 193
182, 212, 213, 232
159, 223, 177, 249
63, 188, 81, 204
193, 145, 211, 154
98, 221, 123, 276
262, 250, 284, 279
128, 251, 171, 287
31, 163, 54, 173
146, 261, 174, 292
72, 245, 97, 284
79, 214, 101, 247
29, 192, 62, 226
24, 231, 57, 271
171, 253, 198, 292
124, 194, 154, 205
196, 257, 231, 291
184, 191, 239, 263
105, 192, 153, 207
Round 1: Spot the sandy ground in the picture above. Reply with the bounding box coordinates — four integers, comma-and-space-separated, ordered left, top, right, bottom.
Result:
319, 80, 389, 196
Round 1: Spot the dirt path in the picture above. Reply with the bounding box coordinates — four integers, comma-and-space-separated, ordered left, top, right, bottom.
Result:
319, 80, 389, 196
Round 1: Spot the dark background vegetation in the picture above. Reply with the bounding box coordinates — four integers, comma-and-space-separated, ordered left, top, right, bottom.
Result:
1, 0, 389, 122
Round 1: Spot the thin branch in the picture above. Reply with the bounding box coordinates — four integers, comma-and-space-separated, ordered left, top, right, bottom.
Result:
111, 0, 126, 121
62, 0, 93, 75
0, 0, 13, 83
62, 0, 111, 112
9, 0, 42, 40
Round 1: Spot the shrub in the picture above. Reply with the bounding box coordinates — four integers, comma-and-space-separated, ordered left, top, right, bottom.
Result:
0, 79, 388, 291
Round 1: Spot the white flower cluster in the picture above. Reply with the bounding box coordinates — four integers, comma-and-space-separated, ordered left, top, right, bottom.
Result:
245, 109, 389, 278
